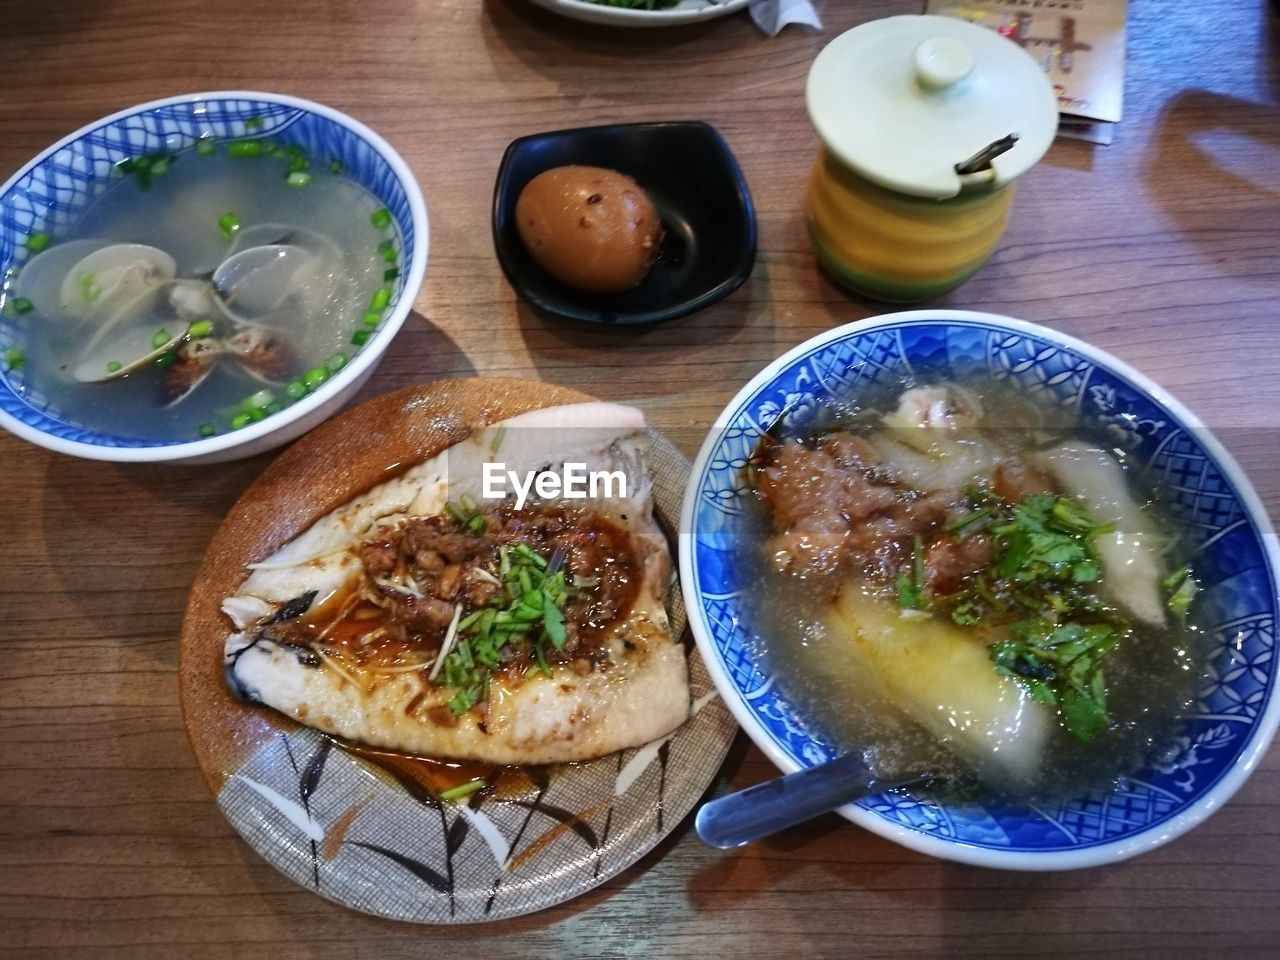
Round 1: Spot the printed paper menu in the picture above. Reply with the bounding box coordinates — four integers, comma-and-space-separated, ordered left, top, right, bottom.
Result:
927, 0, 1127, 141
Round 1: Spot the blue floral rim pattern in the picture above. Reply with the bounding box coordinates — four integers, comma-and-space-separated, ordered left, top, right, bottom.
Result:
0, 94, 420, 449
685, 315, 1279, 860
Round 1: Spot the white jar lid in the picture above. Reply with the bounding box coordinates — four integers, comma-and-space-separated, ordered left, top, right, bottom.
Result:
806, 15, 1059, 199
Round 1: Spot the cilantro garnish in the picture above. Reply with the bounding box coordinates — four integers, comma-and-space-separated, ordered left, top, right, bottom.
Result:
929, 491, 1155, 743
1162, 565, 1199, 622
895, 535, 927, 610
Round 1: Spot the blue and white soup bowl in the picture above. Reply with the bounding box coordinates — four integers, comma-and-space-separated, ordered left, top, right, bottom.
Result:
680, 310, 1280, 869
0, 91, 428, 464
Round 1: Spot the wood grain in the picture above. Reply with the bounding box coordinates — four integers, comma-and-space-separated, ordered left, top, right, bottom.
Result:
1, 0, 1278, 956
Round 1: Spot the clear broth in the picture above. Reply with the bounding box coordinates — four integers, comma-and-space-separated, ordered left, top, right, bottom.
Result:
11, 148, 391, 441
739, 378, 1201, 806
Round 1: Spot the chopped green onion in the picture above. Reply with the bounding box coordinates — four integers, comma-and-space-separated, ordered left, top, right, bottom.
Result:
543, 600, 566, 649
106, 360, 122, 374
944, 506, 994, 538
3, 346, 25, 370
113, 158, 135, 175
195, 139, 217, 157
439, 779, 486, 803
151, 328, 171, 349
326, 352, 348, 373
467, 514, 487, 536
11, 297, 33, 315
328, 158, 343, 174
78, 272, 99, 302
245, 116, 263, 131
285, 379, 307, 401
150, 157, 171, 176
218, 212, 241, 239
285, 171, 313, 187
378, 239, 397, 262
153, 351, 176, 369
289, 154, 310, 173
240, 388, 274, 412
198, 422, 216, 438
370, 208, 392, 229
247, 407, 267, 423
263, 401, 283, 416
228, 139, 262, 157
533, 641, 551, 679
1163, 566, 1199, 621
351, 329, 372, 346
383, 267, 400, 282
303, 366, 328, 389
188, 318, 214, 339
24, 232, 52, 253
361, 310, 382, 328
231, 412, 251, 429
370, 287, 392, 311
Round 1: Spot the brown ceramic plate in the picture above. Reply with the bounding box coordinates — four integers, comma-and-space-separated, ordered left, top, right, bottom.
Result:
179, 378, 736, 923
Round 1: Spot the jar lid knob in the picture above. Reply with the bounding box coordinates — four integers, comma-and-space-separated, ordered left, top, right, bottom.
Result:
913, 36, 974, 90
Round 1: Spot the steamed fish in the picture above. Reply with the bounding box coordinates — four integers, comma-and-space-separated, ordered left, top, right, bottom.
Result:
222, 402, 690, 765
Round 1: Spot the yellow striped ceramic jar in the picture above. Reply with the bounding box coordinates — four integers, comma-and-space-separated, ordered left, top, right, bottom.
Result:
805, 16, 1059, 304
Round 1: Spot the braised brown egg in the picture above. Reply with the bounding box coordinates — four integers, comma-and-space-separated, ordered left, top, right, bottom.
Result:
515, 165, 662, 294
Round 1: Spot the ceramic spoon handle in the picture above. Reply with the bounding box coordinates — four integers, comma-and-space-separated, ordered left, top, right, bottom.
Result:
695, 753, 933, 849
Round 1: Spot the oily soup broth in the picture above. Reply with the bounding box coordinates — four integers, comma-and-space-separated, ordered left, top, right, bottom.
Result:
15, 149, 388, 441
740, 378, 1200, 805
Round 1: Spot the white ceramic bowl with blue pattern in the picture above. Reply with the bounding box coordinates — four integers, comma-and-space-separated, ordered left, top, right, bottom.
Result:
680, 310, 1280, 869
0, 92, 427, 464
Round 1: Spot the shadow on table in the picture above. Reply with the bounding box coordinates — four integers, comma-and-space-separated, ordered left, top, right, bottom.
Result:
510, 265, 762, 399
1144, 89, 1280, 277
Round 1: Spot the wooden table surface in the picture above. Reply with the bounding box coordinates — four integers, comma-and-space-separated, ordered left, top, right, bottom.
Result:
2, 0, 1279, 956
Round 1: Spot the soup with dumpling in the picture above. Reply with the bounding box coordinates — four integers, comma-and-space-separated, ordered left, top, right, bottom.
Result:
742, 381, 1201, 803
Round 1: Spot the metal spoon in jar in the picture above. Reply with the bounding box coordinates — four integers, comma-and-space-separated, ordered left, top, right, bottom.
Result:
695, 752, 937, 849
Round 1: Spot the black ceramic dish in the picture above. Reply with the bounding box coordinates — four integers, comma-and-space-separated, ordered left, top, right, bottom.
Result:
493, 121, 756, 326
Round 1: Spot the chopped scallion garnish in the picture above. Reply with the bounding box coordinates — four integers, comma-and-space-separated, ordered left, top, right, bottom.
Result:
231, 412, 251, 430
371, 208, 391, 229
285, 379, 307, 401
370, 287, 391, 311
218, 212, 241, 239
151, 328, 170, 349
106, 360, 122, 374
24, 232, 52, 253
228, 139, 262, 157
351, 329, 372, 346
303, 366, 328, 388
3, 346, 25, 370
383, 267, 400, 283
439, 779, 486, 803
78, 272, 99, 302
362, 310, 381, 327
11, 297, 33, 315
189, 318, 214, 339
153, 351, 176, 369
285, 171, 313, 187
195, 139, 217, 157
198, 422, 216, 438
328, 158, 343, 174
326, 352, 348, 373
